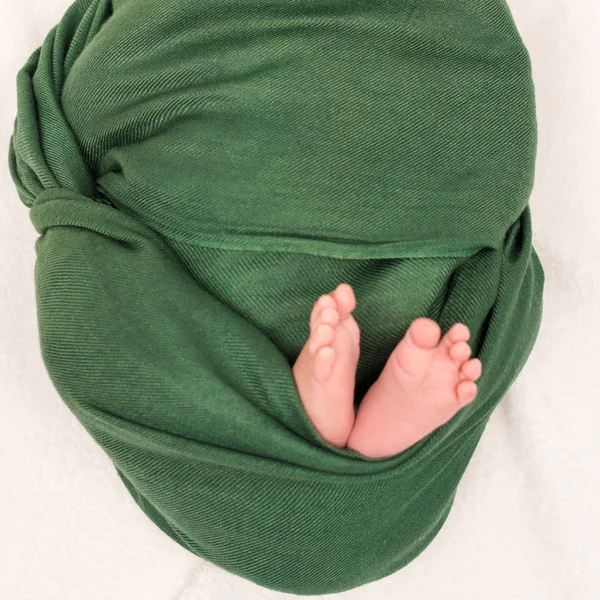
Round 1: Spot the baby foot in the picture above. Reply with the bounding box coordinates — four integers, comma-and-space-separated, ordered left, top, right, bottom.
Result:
292, 283, 360, 448
346, 317, 482, 458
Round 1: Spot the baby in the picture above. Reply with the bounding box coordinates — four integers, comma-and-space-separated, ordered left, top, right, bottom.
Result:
8, 0, 542, 593
293, 283, 482, 458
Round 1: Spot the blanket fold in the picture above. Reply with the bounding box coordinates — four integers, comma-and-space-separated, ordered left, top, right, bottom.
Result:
8, 0, 544, 594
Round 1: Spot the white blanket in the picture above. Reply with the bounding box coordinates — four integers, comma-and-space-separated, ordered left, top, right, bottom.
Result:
1, 1, 598, 598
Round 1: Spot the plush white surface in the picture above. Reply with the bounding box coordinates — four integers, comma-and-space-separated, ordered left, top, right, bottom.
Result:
1, 1, 599, 599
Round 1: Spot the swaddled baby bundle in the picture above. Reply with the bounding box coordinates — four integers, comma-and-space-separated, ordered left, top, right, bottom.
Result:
9, 0, 544, 594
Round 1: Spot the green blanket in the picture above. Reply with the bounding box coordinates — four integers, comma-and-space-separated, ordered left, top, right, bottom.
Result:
8, 0, 544, 594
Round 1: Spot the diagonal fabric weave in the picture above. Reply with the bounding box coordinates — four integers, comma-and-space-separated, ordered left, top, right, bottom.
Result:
8, 0, 545, 594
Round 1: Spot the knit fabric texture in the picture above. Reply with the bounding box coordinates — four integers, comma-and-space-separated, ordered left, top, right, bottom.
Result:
8, 0, 545, 594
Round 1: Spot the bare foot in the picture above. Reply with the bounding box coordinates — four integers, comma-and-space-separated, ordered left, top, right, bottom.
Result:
346, 317, 482, 458
292, 283, 360, 448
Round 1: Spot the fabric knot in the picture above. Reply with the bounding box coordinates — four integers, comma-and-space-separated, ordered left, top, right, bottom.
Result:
7, 0, 112, 210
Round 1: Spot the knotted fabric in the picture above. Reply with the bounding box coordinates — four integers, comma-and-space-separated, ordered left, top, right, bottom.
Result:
8, 0, 544, 594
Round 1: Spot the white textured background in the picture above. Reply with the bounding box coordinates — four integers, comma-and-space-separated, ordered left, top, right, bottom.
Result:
1, 1, 599, 599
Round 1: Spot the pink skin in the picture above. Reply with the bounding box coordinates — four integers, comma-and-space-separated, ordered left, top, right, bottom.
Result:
292, 283, 482, 458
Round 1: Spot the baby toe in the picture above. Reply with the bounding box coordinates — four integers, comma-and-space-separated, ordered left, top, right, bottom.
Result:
310, 294, 336, 331
408, 317, 442, 349
319, 306, 340, 327
460, 358, 482, 381
314, 346, 336, 383
449, 341, 472, 363
309, 323, 335, 355
332, 283, 356, 317
456, 380, 478, 407
447, 323, 471, 343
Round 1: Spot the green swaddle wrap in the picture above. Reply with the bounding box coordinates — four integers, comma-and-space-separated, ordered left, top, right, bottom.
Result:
9, 0, 545, 594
